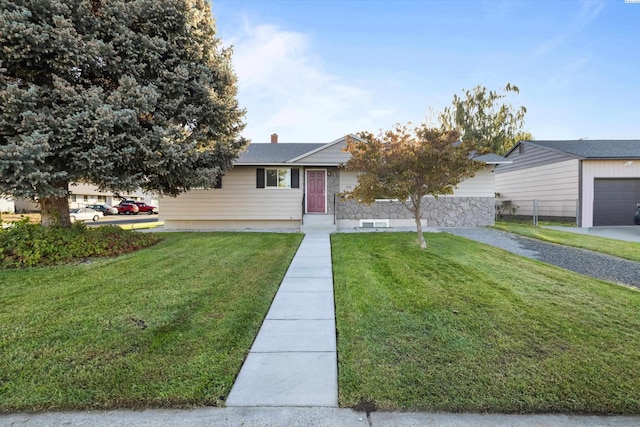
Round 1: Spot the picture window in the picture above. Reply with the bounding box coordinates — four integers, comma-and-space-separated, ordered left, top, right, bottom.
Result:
266, 168, 291, 188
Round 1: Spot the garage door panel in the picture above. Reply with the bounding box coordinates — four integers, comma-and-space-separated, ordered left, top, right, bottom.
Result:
593, 179, 640, 226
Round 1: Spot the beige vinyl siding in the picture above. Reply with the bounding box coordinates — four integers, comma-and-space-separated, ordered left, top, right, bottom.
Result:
160, 166, 303, 222
448, 166, 495, 197
580, 160, 640, 227
339, 170, 358, 193
338, 166, 495, 197
495, 159, 579, 199
163, 219, 300, 231
495, 159, 579, 217
295, 140, 351, 165
498, 142, 576, 173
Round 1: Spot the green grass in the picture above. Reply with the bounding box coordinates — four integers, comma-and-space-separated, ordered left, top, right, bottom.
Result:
332, 232, 640, 414
0, 232, 302, 412
494, 221, 640, 263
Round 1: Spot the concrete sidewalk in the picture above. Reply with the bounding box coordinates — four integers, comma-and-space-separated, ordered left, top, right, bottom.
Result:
3, 407, 639, 427
225, 229, 337, 407
4, 227, 640, 425
542, 225, 640, 243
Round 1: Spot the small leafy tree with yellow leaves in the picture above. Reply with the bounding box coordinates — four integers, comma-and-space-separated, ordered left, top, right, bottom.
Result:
343, 123, 483, 249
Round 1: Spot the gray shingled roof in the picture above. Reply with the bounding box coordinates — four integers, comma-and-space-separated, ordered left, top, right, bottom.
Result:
525, 140, 640, 159
474, 153, 511, 164
236, 143, 326, 164
236, 141, 510, 165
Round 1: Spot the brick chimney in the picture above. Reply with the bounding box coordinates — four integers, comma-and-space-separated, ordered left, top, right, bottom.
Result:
270, 133, 278, 144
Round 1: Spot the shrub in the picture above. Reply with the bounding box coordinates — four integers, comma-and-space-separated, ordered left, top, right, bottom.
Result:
0, 219, 160, 268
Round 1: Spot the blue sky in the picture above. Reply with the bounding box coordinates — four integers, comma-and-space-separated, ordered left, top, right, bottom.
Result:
211, 0, 639, 143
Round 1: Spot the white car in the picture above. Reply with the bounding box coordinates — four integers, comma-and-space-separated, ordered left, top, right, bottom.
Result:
69, 207, 103, 222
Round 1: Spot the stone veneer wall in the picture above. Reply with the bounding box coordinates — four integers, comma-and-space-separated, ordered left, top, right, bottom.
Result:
324, 167, 340, 216
337, 197, 495, 227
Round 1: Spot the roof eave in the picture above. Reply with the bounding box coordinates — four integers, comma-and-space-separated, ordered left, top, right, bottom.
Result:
581, 156, 640, 160
503, 141, 525, 157
233, 161, 342, 168
484, 160, 513, 165
234, 162, 296, 167
235, 161, 345, 167
287, 134, 363, 163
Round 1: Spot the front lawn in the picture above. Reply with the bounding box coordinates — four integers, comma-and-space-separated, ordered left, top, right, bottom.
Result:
494, 221, 640, 262
0, 232, 302, 412
332, 232, 640, 414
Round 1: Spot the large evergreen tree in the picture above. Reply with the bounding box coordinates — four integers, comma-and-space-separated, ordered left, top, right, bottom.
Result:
0, 0, 247, 226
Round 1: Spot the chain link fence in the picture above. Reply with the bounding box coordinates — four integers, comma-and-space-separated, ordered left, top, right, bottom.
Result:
496, 198, 578, 226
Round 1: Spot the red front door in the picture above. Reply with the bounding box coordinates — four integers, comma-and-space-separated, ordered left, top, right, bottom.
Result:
307, 170, 326, 213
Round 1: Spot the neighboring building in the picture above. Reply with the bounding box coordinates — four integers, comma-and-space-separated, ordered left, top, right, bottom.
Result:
66, 183, 157, 209
160, 134, 510, 231
0, 197, 15, 213
495, 140, 640, 227
12, 184, 158, 213
13, 198, 38, 213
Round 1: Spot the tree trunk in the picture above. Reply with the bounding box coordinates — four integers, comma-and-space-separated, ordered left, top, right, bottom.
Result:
40, 183, 71, 228
412, 196, 427, 249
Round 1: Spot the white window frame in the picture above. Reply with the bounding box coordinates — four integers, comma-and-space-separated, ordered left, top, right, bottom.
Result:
265, 168, 292, 189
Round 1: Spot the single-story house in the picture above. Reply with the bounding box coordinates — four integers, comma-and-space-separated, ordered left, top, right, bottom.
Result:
160, 134, 510, 231
495, 140, 640, 227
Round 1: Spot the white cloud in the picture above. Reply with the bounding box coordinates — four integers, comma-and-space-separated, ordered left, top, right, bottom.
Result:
575, 0, 605, 28
225, 21, 396, 143
530, 0, 604, 59
482, 0, 519, 20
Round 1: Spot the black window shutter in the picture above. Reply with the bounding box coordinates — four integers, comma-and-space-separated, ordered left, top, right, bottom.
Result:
291, 168, 299, 188
256, 168, 265, 188
213, 176, 222, 189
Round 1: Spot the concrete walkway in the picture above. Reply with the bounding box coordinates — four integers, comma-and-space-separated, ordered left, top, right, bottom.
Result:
225, 229, 337, 407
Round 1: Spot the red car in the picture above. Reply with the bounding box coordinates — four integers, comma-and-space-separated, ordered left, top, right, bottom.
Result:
119, 200, 158, 215
133, 201, 158, 215
116, 202, 139, 215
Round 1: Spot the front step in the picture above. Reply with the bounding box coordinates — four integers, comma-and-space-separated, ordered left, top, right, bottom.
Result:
301, 214, 336, 232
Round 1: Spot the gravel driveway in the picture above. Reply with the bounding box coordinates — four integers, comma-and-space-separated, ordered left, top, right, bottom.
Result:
442, 227, 640, 289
